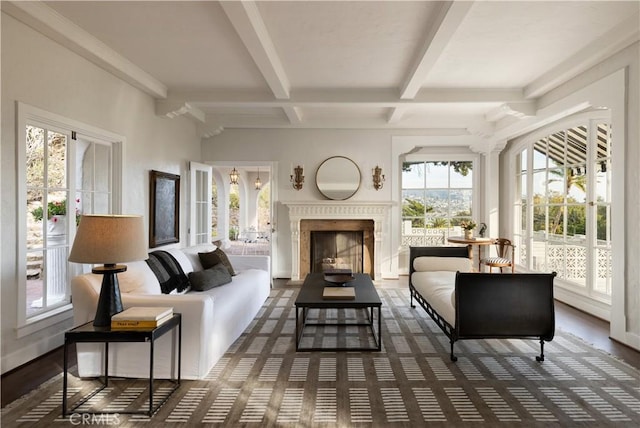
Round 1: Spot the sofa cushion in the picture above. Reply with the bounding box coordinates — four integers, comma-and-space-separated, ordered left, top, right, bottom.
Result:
188, 263, 232, 291
199, 248, 236, 276
413, 256, 471, 273
411, 271, 457, 325
118, 261, 162, 294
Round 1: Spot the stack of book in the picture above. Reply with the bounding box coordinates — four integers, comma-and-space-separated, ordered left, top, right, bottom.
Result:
323, 287, 355, 300
111, 307, 173, 330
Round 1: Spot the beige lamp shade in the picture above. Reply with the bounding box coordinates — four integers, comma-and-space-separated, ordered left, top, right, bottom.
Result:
68, 215, 148, 264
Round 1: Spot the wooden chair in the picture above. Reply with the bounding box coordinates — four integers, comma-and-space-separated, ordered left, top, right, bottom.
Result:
480, 238, 515, 273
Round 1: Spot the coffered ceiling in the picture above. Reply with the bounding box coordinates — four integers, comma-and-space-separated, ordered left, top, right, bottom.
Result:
4, 1, 639, 138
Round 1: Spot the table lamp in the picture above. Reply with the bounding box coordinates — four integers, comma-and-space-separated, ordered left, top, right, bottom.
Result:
69, 215, 148, 326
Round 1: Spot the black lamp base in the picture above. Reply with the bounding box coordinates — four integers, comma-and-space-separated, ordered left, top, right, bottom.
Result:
92, 264, 128, 327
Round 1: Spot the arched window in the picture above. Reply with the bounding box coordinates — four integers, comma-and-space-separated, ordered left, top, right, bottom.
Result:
513, 113, 612, 300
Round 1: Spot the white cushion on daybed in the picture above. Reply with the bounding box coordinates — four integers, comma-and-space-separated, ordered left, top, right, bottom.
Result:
411, 271, 457, 325
413, 256, 471, 272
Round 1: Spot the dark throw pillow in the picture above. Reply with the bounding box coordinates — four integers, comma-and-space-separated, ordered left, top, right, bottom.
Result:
198, 248, 236, 276
188, 264, 232, 291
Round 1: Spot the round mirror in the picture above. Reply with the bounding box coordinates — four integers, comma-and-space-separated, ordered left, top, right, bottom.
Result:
316, 156, 361, 200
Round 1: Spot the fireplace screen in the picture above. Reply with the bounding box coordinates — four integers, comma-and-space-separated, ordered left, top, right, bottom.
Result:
310, 231, 364, 273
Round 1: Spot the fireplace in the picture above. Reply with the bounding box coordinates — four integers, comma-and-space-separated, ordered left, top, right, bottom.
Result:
311, 231, 364, 273
284, 201, 391, 280
302, 220, 373, 277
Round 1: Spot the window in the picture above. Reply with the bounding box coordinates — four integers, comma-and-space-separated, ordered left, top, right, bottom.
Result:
18, 103, 122, 332
401, 159, 476, 247
514, 116, 612, 300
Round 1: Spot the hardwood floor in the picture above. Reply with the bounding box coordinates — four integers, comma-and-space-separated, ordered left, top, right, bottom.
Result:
2, 278, 638, 408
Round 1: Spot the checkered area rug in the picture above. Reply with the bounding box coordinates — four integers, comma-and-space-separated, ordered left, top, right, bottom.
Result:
3, 287, 640, 427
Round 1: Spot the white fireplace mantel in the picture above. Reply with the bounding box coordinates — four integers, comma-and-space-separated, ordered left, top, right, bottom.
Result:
283, 201, 393, 280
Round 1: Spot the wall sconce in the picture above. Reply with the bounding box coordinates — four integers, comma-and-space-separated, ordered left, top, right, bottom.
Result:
229, 167, 239, 185
290, 165, 304, 190
254, 168, 262, 190
372, 165, 385, 190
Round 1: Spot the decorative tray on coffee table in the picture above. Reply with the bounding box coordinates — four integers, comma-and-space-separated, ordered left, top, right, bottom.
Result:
323, 269, 354, 286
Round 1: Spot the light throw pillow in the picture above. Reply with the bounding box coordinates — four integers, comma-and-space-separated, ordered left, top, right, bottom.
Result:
199, 248, 236, 276
188, 264, 232, 291
413, 256, 471, 273
117, 260, 162, 295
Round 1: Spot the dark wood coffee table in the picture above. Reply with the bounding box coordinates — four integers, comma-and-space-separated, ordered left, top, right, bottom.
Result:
295, 273, 382, 351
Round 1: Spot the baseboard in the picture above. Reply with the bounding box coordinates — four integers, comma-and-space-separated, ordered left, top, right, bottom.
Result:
554, 286, 611, 322
1, 331, 64, 375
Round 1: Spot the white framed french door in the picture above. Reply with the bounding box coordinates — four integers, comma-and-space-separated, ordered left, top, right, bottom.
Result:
189, 162, 213, 246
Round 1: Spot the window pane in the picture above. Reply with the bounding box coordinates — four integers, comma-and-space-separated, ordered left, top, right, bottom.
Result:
596, 205, 610, 242
47, 132, 67, 188
566, 205, 585, 237
26, 250, 44, 317
533, 205, 546, 233
26, 126, 45, 188
533, 139, 547, 169
547, 168, 565, 197
424, 162, 448, 188
548, 205, 564, 236
568, 168, 587, 203
547, 131, 566, 168
27, 190, 44, 249
77, 142, 93, 191
95, 144, 111, 193
532, 171, 547, 203
425, 189, 448, 217
402, 162, 424, 188
449, 161, 473, 187
94, 193, 110, 214
451, 189, 472, 217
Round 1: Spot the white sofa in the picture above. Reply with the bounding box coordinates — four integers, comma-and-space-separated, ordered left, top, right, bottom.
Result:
70, 244, 271, 380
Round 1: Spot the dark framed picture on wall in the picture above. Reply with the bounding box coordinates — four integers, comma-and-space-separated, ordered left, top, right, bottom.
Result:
149, 170, 180, 247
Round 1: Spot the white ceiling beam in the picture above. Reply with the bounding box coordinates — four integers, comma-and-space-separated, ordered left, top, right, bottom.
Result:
399, 1, 474, 100
2, 1, 167, 99
525, 11, 640, 99
173, 88, 524, 108
220, 0, 290, 100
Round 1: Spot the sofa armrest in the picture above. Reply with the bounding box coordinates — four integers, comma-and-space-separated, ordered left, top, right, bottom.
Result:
228, 254, 270, 274
455, 272, 556, 340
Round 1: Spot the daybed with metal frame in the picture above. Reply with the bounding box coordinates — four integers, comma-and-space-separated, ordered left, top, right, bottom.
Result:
409, 246, 556, 362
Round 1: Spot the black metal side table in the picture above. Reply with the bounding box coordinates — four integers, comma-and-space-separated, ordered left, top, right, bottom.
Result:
62, 313, 182, 417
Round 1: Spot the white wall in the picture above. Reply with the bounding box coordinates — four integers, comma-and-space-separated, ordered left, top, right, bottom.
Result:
1, 13, 201, 373
202, 128, 403, 278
